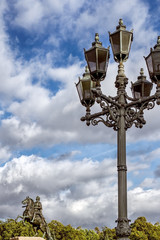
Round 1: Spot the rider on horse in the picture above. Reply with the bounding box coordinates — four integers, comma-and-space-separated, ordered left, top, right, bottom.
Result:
31, 196, 44, 223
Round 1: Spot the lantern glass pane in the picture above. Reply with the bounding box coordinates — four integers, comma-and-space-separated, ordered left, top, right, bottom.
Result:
144, 83, 152, 97
134, 85, 142, 98
122, 32, 131, 52
146, 54, 153, 74
98, 50, 107, 71
135, 91, 141, 99
82, 80, 90, 93
86, 50, 96, 72
153, 51, 160, 72
76, 81, 83, 101
111, 32, 120, 54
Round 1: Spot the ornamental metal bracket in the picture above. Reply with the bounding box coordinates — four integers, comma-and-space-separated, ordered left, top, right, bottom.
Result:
81, 86, 160, 131
124, 93, 157, 129
81, 87, 121, 131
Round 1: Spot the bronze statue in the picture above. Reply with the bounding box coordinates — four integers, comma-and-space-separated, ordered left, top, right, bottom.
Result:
16, 196, 56, 240
31, 196, 43, 223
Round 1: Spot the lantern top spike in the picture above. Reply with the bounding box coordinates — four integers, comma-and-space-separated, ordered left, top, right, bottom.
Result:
95, 33, 99, 42
82, 65, 90, 78
92, 33, 102, 47
85, 65, 89, 73
154, 36, 160, 50
137, 68, 147, 82
116, 18, 126, 30
140, 68, 144, 76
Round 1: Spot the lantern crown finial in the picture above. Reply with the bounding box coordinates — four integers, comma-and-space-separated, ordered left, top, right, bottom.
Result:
83, 65, 90, 78
85, 65, 89, 73
154, 36, 160, 50
140, 68, 144, 76
92, 33, 102, 47
119, 19, 123, 25
116, 18, 126, 30
95, 33, 99, 42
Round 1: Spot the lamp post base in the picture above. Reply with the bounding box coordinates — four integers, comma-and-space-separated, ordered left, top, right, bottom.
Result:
116, 217, 131, 239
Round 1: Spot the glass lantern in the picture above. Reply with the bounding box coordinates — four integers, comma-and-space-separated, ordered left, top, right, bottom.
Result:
131, 68, 153, 99
109, 19, 133, 63
145, 36, 160, 83
84, 33, 110, 82
76, 66, 96, 107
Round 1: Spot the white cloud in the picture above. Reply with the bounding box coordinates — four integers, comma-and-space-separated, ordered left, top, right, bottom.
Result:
0, 0, 157, 148
0, 0, 159, 230
0, 153, 160, 228
14, 0, 44, 30
0, 146, 11, 164
0, 154, 117, 228
129, 187, 160, 224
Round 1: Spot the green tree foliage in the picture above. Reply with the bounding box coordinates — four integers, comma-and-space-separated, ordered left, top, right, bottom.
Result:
99, 226, 116, 240
49, 220, 99, 240
130, 217, 160, 240
1, 217, 160, 240
0, 219, 38, 239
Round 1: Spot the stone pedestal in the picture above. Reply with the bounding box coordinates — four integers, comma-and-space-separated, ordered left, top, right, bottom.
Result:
10, 237, 44, 240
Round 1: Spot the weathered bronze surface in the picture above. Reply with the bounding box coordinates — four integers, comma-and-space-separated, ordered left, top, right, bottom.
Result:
16, 196, 55, 240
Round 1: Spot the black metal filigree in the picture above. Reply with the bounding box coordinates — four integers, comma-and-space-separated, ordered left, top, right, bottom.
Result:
125, 99, 156, 129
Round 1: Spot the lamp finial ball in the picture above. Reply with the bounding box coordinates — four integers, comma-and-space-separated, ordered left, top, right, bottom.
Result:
85, 65, 89, 73
95, 33, 99, 42
140, 68, 144, 76
119, 19, 123, 26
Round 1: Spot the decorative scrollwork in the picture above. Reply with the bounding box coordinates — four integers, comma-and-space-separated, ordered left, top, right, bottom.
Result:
90, 107, 119, 130
81, 97, 120, 130
81, 87, 158, 130
125, 106, 145, 129
125, 99, 156, 129
89, 97, 120, 130
147, 100, 155, 110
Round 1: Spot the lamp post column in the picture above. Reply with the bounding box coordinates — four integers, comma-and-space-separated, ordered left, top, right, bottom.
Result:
115, 63, 131, 239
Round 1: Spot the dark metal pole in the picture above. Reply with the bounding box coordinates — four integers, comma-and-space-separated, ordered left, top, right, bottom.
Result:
115, 63, 131, 239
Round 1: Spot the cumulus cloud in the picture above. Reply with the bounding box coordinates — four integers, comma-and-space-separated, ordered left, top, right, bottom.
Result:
129, 187, 160, 224
0, 0, 159, 230
0, 0, 157, 150
0, 153, 159, 228
0, 154, 117, 228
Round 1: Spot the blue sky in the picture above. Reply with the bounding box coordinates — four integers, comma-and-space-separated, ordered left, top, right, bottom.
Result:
0, 0, 160, 230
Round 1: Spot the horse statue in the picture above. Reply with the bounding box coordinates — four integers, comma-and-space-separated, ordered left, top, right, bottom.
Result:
16, 196, 56, 240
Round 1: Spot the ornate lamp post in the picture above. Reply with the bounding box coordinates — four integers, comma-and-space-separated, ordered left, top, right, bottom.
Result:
76, 19, 160, 239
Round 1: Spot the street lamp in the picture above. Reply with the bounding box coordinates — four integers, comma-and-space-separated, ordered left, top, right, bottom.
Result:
76, 19, 160, 239
131, 68, 153, 99
109, 19, 133, 63
84, 33, 110, 82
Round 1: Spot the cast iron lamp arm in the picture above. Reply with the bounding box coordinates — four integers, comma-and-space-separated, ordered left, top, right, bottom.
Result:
81, 90, 121, 129
125, 92, 159, 109
124, 90, 160, 129
92, 88, 121, 108
122, 95, 155, 130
